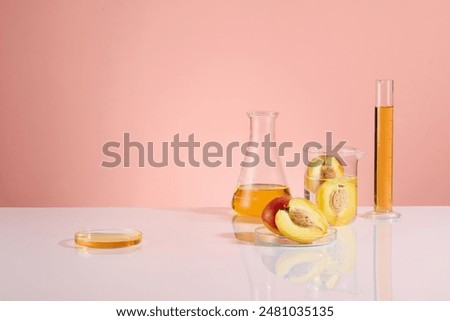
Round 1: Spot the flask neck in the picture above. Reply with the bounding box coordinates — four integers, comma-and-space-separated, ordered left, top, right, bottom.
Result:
248, 111, 278, 142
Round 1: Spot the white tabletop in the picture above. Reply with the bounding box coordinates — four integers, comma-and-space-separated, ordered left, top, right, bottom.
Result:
0, 207, 449, 300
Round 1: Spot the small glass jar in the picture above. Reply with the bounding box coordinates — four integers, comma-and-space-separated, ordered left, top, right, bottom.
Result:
304, 146, 364, 226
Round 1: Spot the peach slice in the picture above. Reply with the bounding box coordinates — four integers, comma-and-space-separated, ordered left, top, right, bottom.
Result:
261, 195, 291, 235
316, 178, 357, 226
275, 198, 328, 244
305, 156, 344, 193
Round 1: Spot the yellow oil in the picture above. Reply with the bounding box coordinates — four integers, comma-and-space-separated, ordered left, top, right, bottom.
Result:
74, 230, 142, 249
374, 106, 393, 212
232, 184, 291, 217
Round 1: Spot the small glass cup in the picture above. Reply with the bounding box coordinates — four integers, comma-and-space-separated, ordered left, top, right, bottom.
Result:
304, 146, 364, 226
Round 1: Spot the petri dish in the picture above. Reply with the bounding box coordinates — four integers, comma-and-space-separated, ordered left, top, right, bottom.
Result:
74, 229, 142, 249
255, 226, 336, 247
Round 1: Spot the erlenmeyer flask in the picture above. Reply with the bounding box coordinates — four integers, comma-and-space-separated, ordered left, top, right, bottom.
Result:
232, 111, 291, 216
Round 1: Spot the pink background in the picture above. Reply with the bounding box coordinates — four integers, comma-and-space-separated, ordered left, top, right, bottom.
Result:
1, 0, 449, 207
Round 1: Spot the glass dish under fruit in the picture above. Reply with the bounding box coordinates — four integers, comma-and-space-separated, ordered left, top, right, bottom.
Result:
255, 226, 337, 247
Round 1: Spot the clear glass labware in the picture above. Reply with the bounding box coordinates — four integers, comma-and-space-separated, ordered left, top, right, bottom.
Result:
304, 146, 364, 226
232, 111, 291, 217
363, 80, 401, 221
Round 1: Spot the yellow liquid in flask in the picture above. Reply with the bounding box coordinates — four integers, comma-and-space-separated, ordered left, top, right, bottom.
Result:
232, 184, 291, 217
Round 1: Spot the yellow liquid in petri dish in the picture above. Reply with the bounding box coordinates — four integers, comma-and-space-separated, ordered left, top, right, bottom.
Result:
74, 229, 142, 249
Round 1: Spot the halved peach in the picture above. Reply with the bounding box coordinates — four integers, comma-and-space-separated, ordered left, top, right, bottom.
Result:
305, 156, 344, 193
275, 198, 328, 244
316, 178, 357, 226
261, 195, 291, 235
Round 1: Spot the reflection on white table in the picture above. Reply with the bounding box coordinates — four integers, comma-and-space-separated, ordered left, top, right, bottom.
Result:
0, 207, 449, 300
